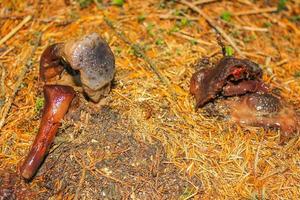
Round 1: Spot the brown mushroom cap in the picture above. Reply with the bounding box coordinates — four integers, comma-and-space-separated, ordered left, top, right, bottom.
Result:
190, 57, 266, 109
62, 33, 115, 102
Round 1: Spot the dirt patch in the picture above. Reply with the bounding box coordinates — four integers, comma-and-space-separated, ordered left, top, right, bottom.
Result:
0, 170, 37, 200
17, 104, 200, 199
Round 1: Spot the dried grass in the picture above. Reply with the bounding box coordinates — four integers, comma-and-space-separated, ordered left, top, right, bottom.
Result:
1, 0, 300, 199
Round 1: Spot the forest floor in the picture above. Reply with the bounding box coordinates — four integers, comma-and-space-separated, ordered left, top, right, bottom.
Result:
0, 0, 300, 199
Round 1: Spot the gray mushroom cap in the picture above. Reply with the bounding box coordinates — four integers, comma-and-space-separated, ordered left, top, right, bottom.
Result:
62, 33, 115, 102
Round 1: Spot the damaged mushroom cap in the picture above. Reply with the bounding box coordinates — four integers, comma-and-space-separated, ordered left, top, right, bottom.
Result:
190, 57, 267, 109
62, 33, 115, 102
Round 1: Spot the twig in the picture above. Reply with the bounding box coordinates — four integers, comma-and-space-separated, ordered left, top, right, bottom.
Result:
0, 47, 15, 58
276, 59, 288, 66
0, 32, 42, 131
254, 143, 262, 176
160, 13, 268, 32
104, 16, 170, 86
221, 21, 268, 32
159, 14, 198, 21
243, 0, 286, 27
75, 168, 86, 200
0, 14, 28, 20
183, 191, 198, 200
73, 154, 87, 200
0, 66, 5, 98
236, 26, 268, 32
242, 51, 264, 59
93, 168, 130, 186
233, 7, 278, 16
172, 31, 213, 46
216, 34, 226, 56
0, 15, 32, 47
194, 0, 219, 5
178, 0, 245, 57
208, 48, 220, 57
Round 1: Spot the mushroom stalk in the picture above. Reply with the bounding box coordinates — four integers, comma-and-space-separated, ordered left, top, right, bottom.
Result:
20, 85, 75, 180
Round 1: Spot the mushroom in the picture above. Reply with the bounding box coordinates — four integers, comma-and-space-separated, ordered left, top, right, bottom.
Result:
230, 93, 299, 143
20, 85, 75, 180
190, 57, 268, 109
40, 33, 115, 103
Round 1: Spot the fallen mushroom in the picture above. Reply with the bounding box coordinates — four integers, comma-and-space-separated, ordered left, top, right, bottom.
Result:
40, 33, 115, 103
190, 56, 299, 143
230, 93, 299, 143
20, 85, 75, 180
190, 57, 268, 109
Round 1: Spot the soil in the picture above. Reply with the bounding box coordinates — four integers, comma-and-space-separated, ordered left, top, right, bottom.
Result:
1, 102, 201, 199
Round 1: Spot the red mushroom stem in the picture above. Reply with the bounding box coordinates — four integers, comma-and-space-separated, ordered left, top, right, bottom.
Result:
20, 85, 75, 180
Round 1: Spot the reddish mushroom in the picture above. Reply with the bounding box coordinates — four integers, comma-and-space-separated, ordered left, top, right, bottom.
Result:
40, 33, 115, 103
20, 85, 75, 180
190, 57, 268, 109
20, 33, 116, 180
190, 56, 299, 142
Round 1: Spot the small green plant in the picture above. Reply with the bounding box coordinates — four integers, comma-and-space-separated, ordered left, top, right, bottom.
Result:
173, 9, 181, 16
263, 21, 272, 28
220, 11, 232, 22
112, 0, 124, 6
155, 38, 165, 46
243, 35, 256, 43
294, 71, 300, 78
190, 39, 197, 45
114, 47, 122, 55
146, 23, 155, 36
35, 97, 44, 113
225, 46, 234, 56
290, 15, 300, 22
129, 44, 144, 58
169, 25, 180, 33
137, 14, 146, 23
277, 0, 287, 12
180, 18, 189, 26
75, 0, 93, 8
159, 1, 166, 9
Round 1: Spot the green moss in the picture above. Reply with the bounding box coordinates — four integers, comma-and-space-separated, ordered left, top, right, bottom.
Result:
137, 14, 146, 23
277, 0, 287, 12
181, 18, 190, 26
225, 46, 234, 56
220, 11, 232, 22
146, 23, 155, 36
294, 71, 300, 78
35, 97, 44, 113
155, 38, 165, 46
263, 22, 272, 28
75, 0, 93, 8
290, 15, 300, 23
112, 0, 124, 6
